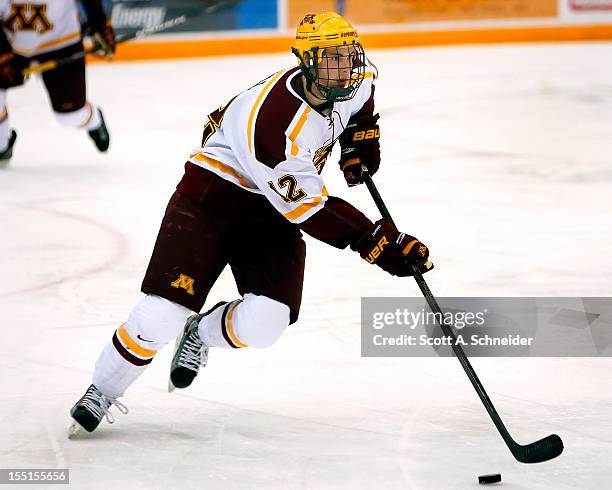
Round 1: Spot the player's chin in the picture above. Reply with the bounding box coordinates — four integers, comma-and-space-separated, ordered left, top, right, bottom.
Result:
324, 81, 349, 89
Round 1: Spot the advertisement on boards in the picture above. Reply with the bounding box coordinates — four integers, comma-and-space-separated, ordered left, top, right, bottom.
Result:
570, 0, 612, 10
100, 0, 278, 36
288, 0, 558, 26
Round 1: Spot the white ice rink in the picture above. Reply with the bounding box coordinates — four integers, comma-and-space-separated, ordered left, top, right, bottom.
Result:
0, 42, 611, 489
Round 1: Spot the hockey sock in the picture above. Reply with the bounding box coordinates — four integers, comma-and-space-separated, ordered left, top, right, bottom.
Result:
54, 102, 102, 130
86, 104, 103, 131
92, 331, 152, 399
92, 295, 192, 398
198, 294, 290, 349
0, 100, 9, 151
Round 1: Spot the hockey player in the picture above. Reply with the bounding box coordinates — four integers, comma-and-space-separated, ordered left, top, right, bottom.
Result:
69, 12, 433, 435
0, 0, 115, 164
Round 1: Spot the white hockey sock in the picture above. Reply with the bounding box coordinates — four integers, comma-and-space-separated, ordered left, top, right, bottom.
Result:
92, 295, 192, 398
0, 111, 9, 151
54, 101, 102, 130
0, 89, 9, 151
198, 294, 290, 349
87, 104, 102, 131
197, 301, 233, 348
92, 337, 150, 399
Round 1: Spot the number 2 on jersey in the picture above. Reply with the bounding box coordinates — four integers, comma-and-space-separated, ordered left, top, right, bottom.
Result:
268, 175, 307, 203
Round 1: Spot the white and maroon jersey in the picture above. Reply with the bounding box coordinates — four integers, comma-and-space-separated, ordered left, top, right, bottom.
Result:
188, 63, 377, 225
0, 0, 81, 56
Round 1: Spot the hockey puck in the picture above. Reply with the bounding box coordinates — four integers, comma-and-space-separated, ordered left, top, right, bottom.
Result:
478, 474, 502, 484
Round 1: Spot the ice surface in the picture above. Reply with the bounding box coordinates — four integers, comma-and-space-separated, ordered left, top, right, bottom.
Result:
0, 43, 611, 489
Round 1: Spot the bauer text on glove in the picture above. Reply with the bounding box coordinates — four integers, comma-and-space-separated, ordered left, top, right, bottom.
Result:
338, 113, 380, 186
351, 219, 433, 276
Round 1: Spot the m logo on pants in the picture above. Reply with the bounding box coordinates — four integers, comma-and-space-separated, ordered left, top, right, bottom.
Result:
171, 274, 195, 295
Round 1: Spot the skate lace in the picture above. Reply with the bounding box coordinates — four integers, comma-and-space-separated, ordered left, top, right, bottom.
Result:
178, 330, 205, 371
82, 386, 129, 424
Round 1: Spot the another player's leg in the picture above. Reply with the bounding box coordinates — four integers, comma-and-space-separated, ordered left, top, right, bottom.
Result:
38, 42, 110, 153
0, 43, 28, 165
0, 91, 16, 164
86, 107, 110, 152
0, 60, 23, 165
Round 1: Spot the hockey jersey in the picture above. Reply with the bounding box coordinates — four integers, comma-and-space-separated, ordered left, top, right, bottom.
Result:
0, 0, 82, 56
188, 63, 377, 226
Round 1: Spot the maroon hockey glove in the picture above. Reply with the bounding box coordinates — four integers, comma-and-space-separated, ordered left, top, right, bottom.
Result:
339, 113, 381, 186
0, 52, 27, 89
351, 219, 433, 277
82, 0, 116, 57
93, 21, 116, 57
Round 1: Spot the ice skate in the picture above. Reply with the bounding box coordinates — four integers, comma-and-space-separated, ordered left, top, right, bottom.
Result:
68, 384, 128, 438
88, 109, 110, 152
168, 302, 226, 392
0, 130, 17, 166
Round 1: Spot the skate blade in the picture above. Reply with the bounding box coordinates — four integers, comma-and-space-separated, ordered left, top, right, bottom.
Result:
67, 420, 86, 439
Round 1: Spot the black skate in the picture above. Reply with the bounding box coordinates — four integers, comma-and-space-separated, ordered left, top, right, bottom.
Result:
88, 109, 110, 152
0, 130, 17, 165
168, 302, 226, 392
69, 384, 128, 438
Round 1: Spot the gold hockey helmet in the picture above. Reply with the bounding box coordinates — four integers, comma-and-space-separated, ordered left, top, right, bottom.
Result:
291, 12, 366, 103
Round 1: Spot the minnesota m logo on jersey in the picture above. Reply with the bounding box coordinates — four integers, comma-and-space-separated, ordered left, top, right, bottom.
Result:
7, 3, 54, 33
171, 274, 195, 295
313, 138, 339, 174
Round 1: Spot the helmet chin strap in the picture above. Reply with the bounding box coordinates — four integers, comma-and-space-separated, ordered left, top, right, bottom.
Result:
292, 47, 328, 103
292, 45, 362, 104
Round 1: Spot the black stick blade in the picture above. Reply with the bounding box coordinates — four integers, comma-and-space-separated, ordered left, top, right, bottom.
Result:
513, 434, 564, 463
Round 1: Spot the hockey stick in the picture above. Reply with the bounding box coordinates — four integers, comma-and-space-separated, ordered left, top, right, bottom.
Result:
22, 15, 188, 76
22, 0, 239, 76
361, 169, 564, 464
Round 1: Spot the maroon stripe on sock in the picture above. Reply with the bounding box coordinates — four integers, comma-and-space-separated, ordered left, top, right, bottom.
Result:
220, 303, 240, 349
112, 331, 152, 366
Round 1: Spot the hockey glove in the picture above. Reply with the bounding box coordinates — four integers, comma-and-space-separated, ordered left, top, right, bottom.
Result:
352, 219, 433, 277
0, 52, 27, 89
93, 21, 116, 58
338, 113, 380, 186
